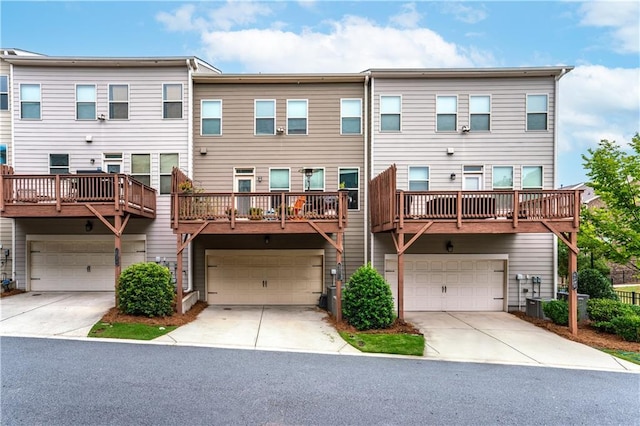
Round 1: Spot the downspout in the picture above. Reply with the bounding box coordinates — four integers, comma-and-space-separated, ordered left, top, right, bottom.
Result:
9, 62, 16, 286
369, 76, 375, 266
552, 68, 569, 297
363, 74, 369, 266
185, 58, 196, 292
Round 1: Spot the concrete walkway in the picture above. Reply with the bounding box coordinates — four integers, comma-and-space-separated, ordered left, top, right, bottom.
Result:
1, 292, 639, 373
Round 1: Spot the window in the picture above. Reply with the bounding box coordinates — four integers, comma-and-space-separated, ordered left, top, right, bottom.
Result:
160, 153, 178, 194
436, 96, 457, 132
287, 100, 307, 135
131, 154, 151, 186
163, 83, 182, 119
380, 95, 401, 131
470, 95, 490, 131
0, 144, 6, 165
463, 165, 484, 190
522, 166, 543, 189
255, 100, 275, 135
527, 94, 548, 131
269, 168, 290, 192
49, 154, 69, 174
201, 100, 222, 135
304, 168, 324, 191
76, 85, 96, 120
20, 84, 40, 119
0, 76, 8, 111
408, 166, 429, 191
109, 84, 129, 120
341, 99, 362, 134
493, 166, 514, 189
339, 168, 359, 209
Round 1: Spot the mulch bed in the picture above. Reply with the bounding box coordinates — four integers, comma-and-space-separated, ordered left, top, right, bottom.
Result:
0, 289, 25, 298
98, 301, 208, 327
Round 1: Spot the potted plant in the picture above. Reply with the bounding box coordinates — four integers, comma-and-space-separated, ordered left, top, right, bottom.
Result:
225, 207, 237, 218
248, 207, 263, 220
178, 180, 194, 193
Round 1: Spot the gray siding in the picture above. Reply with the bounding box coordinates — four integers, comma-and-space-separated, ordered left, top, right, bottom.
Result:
192, 82, 366, 297
10, 65, 193, 289
1, 59, 14, 280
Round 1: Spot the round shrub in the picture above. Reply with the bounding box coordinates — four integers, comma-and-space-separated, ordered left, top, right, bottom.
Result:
610, 315, 640, 342
117, 262, 175, 317
542, 299, 569, 325
587, 298, 637, 333
577, 269, 617, 300
342, 263, 395, 331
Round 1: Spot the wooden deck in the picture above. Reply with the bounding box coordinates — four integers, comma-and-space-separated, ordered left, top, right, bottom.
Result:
0, 171, 156, 219
370, 165, 581, 235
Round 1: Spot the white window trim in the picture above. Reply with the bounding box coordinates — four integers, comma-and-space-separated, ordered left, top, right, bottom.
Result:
469, 94, 491, 132
521, 165, 544, 190
48, 153, 70, 174
338, 166, 360, 211
75, 83, 96, 121
436, 94, 458, 133
340, 98, 362, 135
162, 82, 183, 120
491, 165, 514, 190
268, 167, 291, 192
130, 153, 152, 187
0, 75, 9, 111
462, 165, 485, 190
286, 99, 308, 135
20, 83, 41, 120
302, 167, 325, 191
108, 83, 130, 120
255, 99, 276, 136
407, 165, 430, 191
159, 153, 179, 195
201, 99, 223, 136
379, 94, 402, 133
526, 93, 549, 131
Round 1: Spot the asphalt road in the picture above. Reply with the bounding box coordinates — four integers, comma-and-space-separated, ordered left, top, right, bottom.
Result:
1, 337, 638, 425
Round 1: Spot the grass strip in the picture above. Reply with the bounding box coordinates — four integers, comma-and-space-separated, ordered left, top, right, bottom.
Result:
600, 349, 640, 365
89, 322, 177, 340
339, 331, 424, 356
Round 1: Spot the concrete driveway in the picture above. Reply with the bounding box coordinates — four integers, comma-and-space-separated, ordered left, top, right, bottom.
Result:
1, 292, 638, 372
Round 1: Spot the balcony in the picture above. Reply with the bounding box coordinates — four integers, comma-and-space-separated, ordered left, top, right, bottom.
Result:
370, 165, 581, 235
0, 170, 156, 219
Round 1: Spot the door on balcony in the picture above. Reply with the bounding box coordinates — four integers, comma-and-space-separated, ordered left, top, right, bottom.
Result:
234, 168, 254, 215
463, 165, 484, 190
103, 153, 123, 174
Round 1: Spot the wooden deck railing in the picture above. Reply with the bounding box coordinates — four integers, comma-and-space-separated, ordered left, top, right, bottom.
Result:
172, 191, 347, 227
0, 173, 156, 217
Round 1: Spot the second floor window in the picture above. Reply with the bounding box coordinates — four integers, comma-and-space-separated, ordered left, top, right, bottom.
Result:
436, 95, 457, 132
202, 100, 222, 135
131, 154, 151, 186
163, 83, 182, 119
304, 168, 324, 191
522, 166, 543, 189
76, 85, 96, 120
255, 100, 275, 135
409, 166, 429, 190
470, 95, 490, 131
380, 95, 401, 131
20, 84, 41, 119
269, 168, 290, 192
341, 99, 362, 134
493, 166, 514, 189
0, 76, 8, 111
49, 154, 69, 174
160, 153, 178, 194
109, 84, 129, 120
527, 94, 548, 131
287, 100, 308, 135
339, 168, 359, 209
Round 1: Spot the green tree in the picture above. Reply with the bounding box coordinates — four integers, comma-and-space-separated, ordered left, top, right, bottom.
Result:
581, 134, 640, 274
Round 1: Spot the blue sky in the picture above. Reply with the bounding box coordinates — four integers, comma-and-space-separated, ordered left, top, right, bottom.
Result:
2, 1, 639, 186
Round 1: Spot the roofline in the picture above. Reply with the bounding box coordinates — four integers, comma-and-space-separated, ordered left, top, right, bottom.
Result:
2, 55, 219, 72
192, 73, 367, 84
365, 66, 574, 79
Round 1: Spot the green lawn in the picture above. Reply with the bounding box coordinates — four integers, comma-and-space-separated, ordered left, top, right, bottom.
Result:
88, 322, 177, 340
339, 331, 424, 356
600, 349, 640, 365
614, 285, 640, 293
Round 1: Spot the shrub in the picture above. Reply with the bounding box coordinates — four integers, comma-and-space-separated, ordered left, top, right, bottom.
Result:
587, 298, 635, 333
542, 299, 569, 325
117, 262, 175, 317
577, 269, 617, 300
342, 263, 395, 331
610, 315, 640, 342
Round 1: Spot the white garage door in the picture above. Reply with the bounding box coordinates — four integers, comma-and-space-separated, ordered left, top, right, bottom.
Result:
206, 249, 324, 305
385, 255, 506, 311
30, 239, 145, 291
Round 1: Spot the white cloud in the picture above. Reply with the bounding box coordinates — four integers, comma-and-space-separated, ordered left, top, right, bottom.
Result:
390, 3, 422, 29
578, 1, 640, 54
156, 4, 205, 32
558, 65, 640, 153
205, 1, 273, 31
440, 2, 487, 24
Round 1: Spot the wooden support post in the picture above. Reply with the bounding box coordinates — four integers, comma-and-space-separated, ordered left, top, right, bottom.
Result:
335, 231, 344, 322
176, 233, 184, 315
114, 215, 122, 307
568, 231, 578, 336
397, 232, 405, 320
